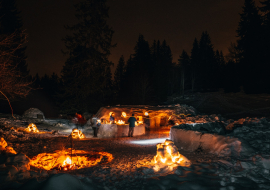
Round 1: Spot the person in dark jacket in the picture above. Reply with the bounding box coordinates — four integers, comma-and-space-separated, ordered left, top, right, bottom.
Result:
128, 114, 137, 137
109, 113, 115, 124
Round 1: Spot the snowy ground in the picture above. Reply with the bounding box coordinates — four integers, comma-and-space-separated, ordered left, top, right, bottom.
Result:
1, 110, 270, 189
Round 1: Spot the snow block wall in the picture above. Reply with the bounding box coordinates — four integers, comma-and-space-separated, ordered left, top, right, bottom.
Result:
116, 124, 145, 137
97, 124, 145, 138
170, 126, 254, 157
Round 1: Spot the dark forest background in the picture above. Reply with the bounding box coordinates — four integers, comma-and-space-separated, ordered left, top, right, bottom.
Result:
1, 0, 270, 117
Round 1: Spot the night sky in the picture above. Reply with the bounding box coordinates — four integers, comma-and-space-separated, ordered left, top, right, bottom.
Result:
16, 0, 260, 77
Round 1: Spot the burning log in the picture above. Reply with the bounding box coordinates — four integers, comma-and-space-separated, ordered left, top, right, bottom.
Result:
29, 149, 113, 171
70, 129, 85, 139
152, 139, 190, 171
25, 123, 39, 133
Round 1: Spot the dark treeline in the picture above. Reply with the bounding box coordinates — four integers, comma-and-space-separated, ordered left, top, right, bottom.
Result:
1, 0, 270, 115
32, 0, 270, 114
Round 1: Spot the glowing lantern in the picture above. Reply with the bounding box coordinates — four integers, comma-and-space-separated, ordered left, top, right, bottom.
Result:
25, 123, 39, 133
144, 112, 149, 116
121, 112, 127, 118
70, 129, 85, 139
117, 120, 125, 125
152, 139, 190, 171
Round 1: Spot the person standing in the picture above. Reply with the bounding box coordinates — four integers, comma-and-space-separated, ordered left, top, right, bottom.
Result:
109, 113, 115, 124
91, 114, 99, 137
128, 114, 137, 137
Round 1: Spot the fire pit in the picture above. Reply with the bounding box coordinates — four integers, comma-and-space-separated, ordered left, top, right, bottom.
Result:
29, 149, 113, 171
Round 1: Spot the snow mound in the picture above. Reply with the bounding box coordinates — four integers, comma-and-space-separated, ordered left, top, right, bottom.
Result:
23, 108, 45, 119
170, 127, 254, 157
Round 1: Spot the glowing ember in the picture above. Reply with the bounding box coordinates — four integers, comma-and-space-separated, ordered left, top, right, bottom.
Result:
70, 129, 85, 139
121, 112, 127, 118
30, 149, 113, 170
144, 112, 149, 116
117, 120, 125, 125
152, 139, 190, 171
25, 123, 39, 133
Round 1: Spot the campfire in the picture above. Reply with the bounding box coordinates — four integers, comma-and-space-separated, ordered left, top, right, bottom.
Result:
25, 123, 39, 133
29, 149, 113, 171
152, 139, 190, 171
70, 128, 85, 139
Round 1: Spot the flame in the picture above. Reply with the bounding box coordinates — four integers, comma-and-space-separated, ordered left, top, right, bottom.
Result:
117, 120, 125, 125
152, 139, 190, 171
62, 156, 74, 170
30, 149, 113, 171
121, 112, 127, 118
71, 129, 85, 139
144, 112, 149, 116
135, 120, 143, 126
109, 112, 113, 117
25, 123, 39, 133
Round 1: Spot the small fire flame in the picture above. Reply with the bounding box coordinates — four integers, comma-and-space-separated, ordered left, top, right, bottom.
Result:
144, 112, 149, 116
135, 121, 143, 126
121, 112, 127, 118
25, 123, 39, 133
62, 156, 75, 170
152, 139, 190, 171
117, 120, 125, 125
71, 129, 85, 139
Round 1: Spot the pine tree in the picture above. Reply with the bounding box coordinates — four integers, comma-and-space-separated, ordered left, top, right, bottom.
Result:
0, 0, 28, 77
236, 0, 263, 93
127, 34, 153, 104
214, 50, 226, 89
190, 38, 199, 92
198, 31, 216, 90
178, 50, 190, 97
260, 0, 270, 92
114, 55, 125, 100
61, 0, 115, 113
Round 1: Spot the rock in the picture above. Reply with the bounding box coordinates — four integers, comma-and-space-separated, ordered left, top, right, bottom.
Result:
40, 170, 48, 177
16, 171, 31, 180
6, 153, 30, 163
174, 167, 184, 175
